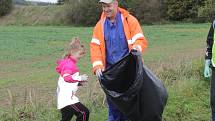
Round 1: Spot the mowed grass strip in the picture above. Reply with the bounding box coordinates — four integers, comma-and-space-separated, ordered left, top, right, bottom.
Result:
0, 23, 211, 120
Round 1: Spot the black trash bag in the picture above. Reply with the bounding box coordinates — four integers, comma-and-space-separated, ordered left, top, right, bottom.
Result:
99, 51, 168, 121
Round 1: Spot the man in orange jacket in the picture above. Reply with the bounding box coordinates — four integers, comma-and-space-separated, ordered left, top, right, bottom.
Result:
90, 0, 148, 120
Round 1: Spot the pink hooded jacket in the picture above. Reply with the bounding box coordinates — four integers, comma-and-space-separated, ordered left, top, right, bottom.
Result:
56, 56, 80, 83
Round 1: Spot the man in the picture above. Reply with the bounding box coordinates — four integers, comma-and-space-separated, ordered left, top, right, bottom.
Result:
204, 20, 215, 121
90, 0, 148, 120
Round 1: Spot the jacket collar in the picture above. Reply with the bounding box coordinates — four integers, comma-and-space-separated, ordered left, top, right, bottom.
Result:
66, 56, 77, 64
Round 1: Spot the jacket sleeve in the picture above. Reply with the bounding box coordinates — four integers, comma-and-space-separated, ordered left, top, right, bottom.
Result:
205, 21, 214, 60
90, 22, 104, 73
63, 72, 81, 83
127, 15, 148, 53
60, 62, 80, 83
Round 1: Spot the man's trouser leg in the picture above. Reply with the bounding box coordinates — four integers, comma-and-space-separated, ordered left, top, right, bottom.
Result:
107, 98, 128, 121
211, 68, 215, 121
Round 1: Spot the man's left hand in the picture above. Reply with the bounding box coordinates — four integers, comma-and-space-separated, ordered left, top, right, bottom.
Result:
132, 45, 142, 52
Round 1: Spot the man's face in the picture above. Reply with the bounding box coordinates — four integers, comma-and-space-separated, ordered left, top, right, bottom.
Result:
101, 1, 118, 18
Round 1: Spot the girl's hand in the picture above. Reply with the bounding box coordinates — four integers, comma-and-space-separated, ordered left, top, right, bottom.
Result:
80, 74, 88, 82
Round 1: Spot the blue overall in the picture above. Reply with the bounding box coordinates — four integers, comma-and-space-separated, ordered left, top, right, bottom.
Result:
104, 11, 129, 121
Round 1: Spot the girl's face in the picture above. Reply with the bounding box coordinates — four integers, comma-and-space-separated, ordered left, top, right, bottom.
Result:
70, 45, 86, 60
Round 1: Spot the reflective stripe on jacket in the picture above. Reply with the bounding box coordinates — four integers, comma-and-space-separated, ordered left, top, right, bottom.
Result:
90, 7, 148, 73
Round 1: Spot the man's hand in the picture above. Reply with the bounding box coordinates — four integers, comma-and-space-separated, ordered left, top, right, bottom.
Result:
132, 45, 142, 52
95, 68, 103, 79
204, 59, 211, 78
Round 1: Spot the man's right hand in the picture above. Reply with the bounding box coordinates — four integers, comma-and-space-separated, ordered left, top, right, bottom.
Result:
204, 59, 211, 78
96, 68, 103, 79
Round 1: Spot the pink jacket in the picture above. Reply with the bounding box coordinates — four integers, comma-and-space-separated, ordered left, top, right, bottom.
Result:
56, 56, 80, 83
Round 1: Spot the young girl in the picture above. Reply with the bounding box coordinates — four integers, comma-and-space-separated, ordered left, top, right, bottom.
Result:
56, 37, 90, 121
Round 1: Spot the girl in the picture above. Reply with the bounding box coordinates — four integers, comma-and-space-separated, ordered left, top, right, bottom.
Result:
56, 37, 90, 121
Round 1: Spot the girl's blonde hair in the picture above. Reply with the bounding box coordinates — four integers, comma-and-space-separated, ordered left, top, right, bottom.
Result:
63, 37, 86, 58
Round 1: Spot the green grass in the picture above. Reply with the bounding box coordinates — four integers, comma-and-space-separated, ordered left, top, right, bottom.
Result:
0, 23, 211, 120
161, 59, 211, 121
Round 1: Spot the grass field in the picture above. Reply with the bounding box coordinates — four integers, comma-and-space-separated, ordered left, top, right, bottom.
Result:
0, 23, 211, 121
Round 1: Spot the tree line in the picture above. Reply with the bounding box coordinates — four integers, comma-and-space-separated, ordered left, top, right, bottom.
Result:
59, 0, 215, 26
0, 0, 214, 26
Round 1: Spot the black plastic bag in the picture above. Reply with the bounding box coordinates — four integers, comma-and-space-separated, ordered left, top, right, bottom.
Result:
99, 51, 168, 121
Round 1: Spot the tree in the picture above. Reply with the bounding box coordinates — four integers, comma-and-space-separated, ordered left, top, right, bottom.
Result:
63, 0, 101, 26
0, 0, 13, 17
165, 0, 205, 21
57, 0, 69, 5
197, 0, 215, 21
127, 0, 166, 24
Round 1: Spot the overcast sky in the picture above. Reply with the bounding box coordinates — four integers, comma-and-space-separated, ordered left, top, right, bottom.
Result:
26, 0, 58, 3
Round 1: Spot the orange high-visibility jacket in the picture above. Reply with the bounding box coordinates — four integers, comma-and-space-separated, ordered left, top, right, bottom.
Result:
90, 7, 148, 73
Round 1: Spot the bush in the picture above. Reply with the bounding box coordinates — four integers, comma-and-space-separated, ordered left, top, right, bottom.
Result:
126, 0, 166, 24
0, 0, 13, 17
63, 0, 101, 26
165, 0, 205, 21
197, 0, 215, 22
62, 0, 166, 26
